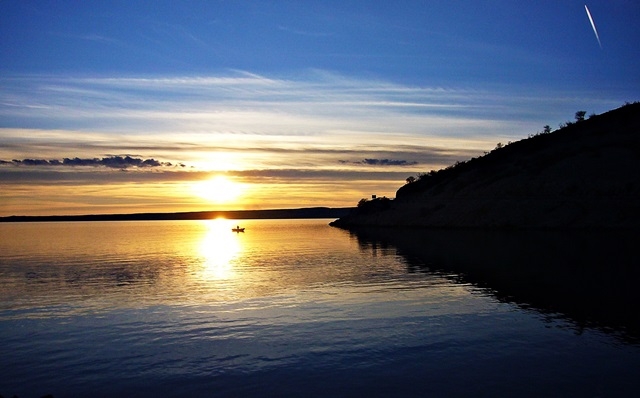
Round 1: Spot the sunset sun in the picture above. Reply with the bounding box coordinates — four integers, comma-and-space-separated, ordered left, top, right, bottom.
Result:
193, 175, 245, 204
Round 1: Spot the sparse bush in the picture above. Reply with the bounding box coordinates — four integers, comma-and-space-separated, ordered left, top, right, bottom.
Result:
417, 171, 435, 180
355, 196, 392, 214
405, 176, 416, 184
575, 110, 587, 122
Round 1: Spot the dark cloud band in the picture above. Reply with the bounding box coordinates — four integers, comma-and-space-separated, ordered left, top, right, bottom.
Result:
339, 158, 419, 166
3, 156, 184, 169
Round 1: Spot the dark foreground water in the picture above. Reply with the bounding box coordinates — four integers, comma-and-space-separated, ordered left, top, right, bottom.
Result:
1, 219, 639, 397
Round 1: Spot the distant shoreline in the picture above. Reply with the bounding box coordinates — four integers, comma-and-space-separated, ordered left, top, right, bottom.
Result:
0, 207, 354, 223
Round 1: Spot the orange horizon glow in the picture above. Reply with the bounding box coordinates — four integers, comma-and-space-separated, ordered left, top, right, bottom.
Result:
0, 181, 397, 217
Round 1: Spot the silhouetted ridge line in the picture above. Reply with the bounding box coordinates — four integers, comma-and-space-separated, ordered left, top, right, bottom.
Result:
332, 102, 640, 229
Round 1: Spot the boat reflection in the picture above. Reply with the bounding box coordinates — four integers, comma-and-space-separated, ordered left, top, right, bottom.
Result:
348, 227, 640, 344
199, 219, 243, 280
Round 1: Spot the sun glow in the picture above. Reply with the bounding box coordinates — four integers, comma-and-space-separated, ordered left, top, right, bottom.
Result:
193, 175, 245, 204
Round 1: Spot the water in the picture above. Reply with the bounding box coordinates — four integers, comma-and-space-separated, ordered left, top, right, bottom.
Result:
1, 219, 639, 397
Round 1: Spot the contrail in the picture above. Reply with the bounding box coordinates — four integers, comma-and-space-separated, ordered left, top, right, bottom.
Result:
584, 5, 602, 49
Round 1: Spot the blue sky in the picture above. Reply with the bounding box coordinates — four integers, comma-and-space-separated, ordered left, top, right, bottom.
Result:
1, 1, 639, 215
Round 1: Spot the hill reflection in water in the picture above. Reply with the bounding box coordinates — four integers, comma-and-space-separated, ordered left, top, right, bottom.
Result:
348, 227, 640, 344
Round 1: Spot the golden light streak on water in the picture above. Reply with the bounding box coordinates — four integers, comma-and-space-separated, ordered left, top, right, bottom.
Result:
198, 219, 243, 280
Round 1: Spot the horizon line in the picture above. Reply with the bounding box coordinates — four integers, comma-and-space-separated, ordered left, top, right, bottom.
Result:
0, 206, 356, 223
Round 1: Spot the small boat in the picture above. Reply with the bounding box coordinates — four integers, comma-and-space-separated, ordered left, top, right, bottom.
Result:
232, 226, 245, 233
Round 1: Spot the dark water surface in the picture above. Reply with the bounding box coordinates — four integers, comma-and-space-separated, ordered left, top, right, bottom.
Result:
1, 220, 638, 397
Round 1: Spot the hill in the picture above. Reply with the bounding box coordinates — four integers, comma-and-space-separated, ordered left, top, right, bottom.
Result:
0, 207, 353, 223
331, 102, 640, 229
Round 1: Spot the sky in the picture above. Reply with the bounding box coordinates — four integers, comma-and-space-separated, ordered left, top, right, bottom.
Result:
1, 1, 639, 216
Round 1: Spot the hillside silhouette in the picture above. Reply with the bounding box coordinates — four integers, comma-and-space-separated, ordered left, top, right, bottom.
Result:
332, 102, 640, 229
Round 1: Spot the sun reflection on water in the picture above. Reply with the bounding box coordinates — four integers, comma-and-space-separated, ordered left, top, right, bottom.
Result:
199, 219, 243, 280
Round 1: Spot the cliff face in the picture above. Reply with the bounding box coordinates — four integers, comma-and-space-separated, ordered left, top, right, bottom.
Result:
332, 103, 640, 229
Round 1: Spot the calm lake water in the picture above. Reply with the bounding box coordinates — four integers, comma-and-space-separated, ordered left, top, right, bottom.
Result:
1, 219, 639, 397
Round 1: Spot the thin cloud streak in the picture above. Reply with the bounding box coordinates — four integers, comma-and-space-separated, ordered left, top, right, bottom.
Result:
1, 71, 621, 138
584, 5, 602, 49
0, 72, 539, 132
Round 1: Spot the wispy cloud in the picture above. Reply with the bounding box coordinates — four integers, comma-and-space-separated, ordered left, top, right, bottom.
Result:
2, 71, 620, 138
1, 71, 562, 172
5, 70, 611, 180
3, 71, 541, 175
0, 72, 530, 136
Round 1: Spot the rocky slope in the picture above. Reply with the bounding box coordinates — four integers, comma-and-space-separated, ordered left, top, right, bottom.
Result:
331, 102, 640, 229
